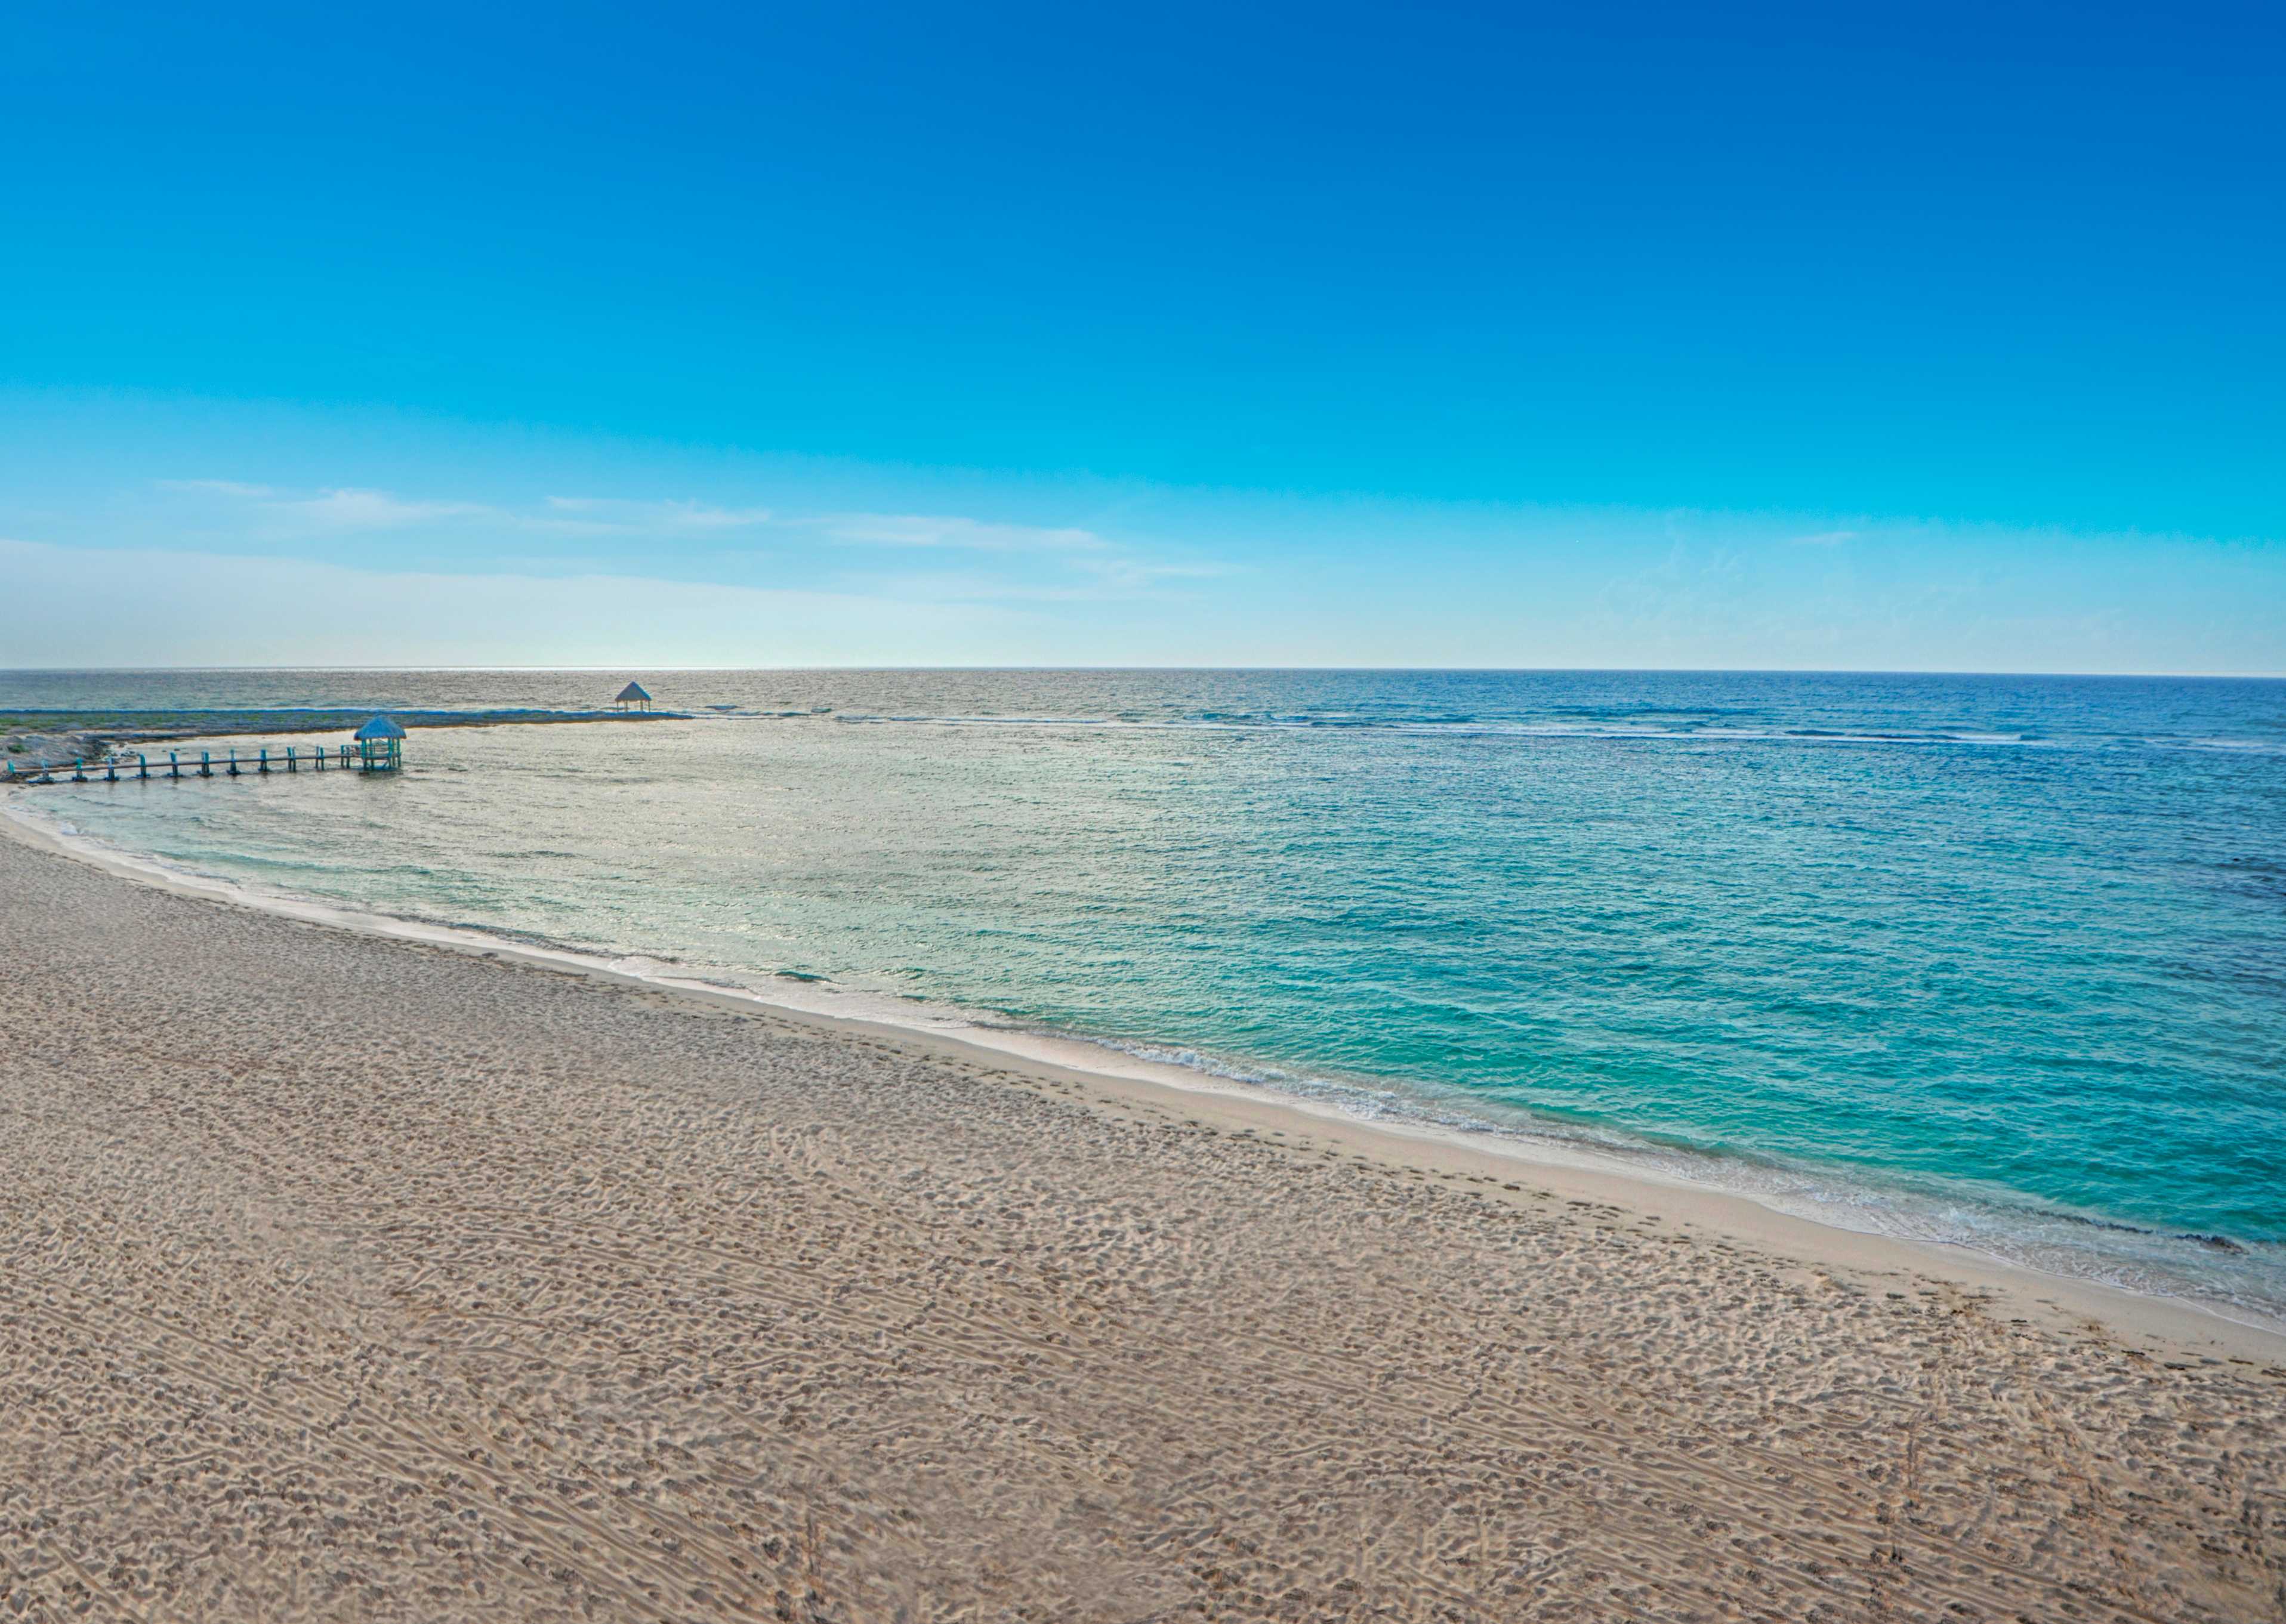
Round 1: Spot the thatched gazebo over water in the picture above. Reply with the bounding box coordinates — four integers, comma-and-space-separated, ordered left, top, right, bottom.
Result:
354, 715, 405, 771
614, 681, 654, 713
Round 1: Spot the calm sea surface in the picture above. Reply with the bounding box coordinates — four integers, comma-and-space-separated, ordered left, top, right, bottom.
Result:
9, 669, 2284, 1318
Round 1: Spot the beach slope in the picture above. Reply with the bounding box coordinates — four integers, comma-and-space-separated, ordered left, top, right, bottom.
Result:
1, 833, 2281, 1621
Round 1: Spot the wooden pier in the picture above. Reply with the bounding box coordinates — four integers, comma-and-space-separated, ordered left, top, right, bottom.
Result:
4, 743, 400, 786
2, 712, 411, 789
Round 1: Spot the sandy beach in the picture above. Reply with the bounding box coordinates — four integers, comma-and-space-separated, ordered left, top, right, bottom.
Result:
2, 823, 2282, 1622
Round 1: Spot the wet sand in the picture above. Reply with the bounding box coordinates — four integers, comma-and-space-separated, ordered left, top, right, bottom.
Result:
2, 826, 2282, 1622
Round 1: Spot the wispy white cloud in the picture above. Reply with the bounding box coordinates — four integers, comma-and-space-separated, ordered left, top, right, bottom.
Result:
1068, 555, 1236, 591
822, 513, 1112, 552
141, 481, 1224, 607
155, 478, 277, 498
1790, 529, 1859, 547
266, 487, 493, 530
816, 511, 1237, 603
0, 536, 1012, 666
545, 496, 773, 529
155, 479, 775, 538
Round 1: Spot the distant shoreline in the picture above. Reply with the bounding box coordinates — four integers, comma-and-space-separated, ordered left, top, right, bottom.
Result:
5, 663, 2285, 679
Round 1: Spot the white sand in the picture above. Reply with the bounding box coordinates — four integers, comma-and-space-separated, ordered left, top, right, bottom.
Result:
2, 817, 2282, 1621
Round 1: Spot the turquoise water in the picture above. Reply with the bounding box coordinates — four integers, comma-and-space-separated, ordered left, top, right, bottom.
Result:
9, 669, 2285, 1316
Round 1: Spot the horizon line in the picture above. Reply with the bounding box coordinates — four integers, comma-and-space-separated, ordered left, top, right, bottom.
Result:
4, 665, 2282, 682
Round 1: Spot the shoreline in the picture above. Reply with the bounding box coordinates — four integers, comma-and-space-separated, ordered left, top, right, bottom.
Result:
9, 790, 2279, 1365
6, 796, 2285, 1620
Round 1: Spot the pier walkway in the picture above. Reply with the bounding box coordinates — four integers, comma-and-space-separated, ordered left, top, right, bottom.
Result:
5, 744, 397, 786
2, 704, 683, 790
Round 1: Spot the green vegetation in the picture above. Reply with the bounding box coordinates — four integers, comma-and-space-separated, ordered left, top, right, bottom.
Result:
1, 712, 196, 733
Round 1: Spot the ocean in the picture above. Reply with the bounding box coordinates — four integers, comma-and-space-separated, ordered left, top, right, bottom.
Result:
8, 668, 2284, 1321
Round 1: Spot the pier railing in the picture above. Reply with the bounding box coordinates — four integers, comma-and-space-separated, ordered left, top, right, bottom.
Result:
4, 744, 389, 786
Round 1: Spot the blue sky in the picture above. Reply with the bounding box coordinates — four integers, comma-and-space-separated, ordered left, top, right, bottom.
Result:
2, 1, 2280, 669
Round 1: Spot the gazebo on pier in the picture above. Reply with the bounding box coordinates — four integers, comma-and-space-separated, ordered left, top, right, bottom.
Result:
354, 714, 406, 771
613, 681, 654, 713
